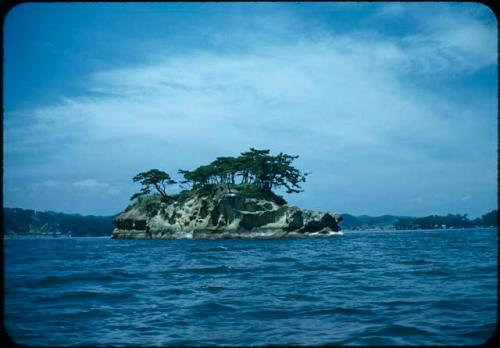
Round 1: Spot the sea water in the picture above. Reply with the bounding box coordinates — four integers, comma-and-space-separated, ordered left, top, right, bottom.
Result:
4, 228, 497, 345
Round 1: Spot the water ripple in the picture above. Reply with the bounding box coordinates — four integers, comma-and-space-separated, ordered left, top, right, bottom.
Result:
4, 228, 497, 346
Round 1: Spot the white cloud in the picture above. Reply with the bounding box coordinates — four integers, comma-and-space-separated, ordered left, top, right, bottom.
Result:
8, 27, 494, 162
30, 179, 118, 192
369, 2, 497, 74
72, 179, 110, 189
4, 3, 497, 216
33, 180, 62, 188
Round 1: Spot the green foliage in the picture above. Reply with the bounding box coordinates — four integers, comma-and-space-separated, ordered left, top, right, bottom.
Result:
344, 211, 499, 231
3, 208, 115, 237
229, 183, 287, 205
341, 214, 400, 229
132, 148, 307, 205
178, 148, 308, 194
178, 165, 215, 188
131, 169, 176, 202
479, 210, 498, 227
169, 190, 195, 204
169, 183, 287, 205
132, 194, 163, 217
394, 217, 418, 230
394, 213, 485, 230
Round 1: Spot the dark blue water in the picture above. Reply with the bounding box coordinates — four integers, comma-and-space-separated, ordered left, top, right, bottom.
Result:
4, 228, 497, 346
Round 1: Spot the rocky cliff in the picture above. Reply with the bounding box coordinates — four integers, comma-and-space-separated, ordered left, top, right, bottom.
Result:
112, 188, 342, 240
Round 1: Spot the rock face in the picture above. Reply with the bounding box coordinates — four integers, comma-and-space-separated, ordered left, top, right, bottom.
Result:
112, 189, 342, 240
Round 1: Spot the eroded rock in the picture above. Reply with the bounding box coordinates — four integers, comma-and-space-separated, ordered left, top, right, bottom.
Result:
112, 190, 342, 240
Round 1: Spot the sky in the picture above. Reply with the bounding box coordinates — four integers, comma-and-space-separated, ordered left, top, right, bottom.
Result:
3, 2, 498, 217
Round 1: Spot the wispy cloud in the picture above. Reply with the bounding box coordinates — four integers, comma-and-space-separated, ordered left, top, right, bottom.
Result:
6, 20, 495, 159
30, 179, 119, 194
4, 3, 497, 217
33, 180, 63, 189
72, 179, 110, 189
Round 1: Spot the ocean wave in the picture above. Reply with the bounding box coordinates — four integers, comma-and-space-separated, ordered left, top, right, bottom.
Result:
180, 265, 246, 274
188, 246, 232, 253
5, 228, 497, 346
31, 272, 133, 288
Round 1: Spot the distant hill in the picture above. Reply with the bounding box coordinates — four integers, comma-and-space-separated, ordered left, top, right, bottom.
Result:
3, 208, 117, 237
3, 207, 497, 236
340, 210, 498, 230
339, 214, 403, 230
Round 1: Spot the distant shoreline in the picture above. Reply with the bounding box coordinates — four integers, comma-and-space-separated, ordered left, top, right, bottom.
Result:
5, 207, 497, 238
4, 226, 497, 239
3, 235, 109, 239
342, 226, 497, 232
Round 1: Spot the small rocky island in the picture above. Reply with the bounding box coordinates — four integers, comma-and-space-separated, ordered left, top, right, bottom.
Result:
112, 148, 342, 239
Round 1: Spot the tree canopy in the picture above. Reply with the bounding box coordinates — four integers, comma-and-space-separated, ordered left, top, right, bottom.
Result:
178, 148, 309, 193
394, 210, 499, 230
131, 149, 309, 203
131, 169, 176, 201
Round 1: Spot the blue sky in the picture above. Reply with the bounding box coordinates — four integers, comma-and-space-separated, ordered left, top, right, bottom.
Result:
3, 2, 497, 217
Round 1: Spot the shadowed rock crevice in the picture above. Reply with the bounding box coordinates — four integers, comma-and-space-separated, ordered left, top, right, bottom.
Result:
112, 188, 342, 240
